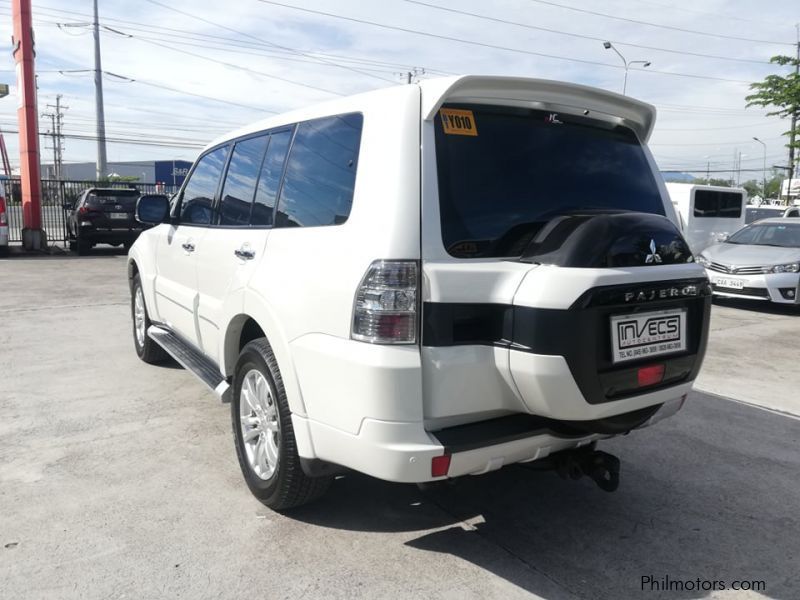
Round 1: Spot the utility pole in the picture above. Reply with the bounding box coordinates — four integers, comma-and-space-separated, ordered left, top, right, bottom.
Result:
12, 0, 45, 250
42, 94, 66, 181
786, 27, 799, 204
399, 67, 425, 84
93, 0, 107, 180
42, 112, 57, 178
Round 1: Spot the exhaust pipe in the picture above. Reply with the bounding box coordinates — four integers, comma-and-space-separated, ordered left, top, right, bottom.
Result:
555, 447, 620, 492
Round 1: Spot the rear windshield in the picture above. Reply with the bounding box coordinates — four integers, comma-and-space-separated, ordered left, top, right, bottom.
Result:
434, 104, 664, 258
693, 190, 743, 219
745, 207, 782, 224
85, 190, 139, 210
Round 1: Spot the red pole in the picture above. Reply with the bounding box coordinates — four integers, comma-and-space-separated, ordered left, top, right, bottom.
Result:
12, 0, 45, 249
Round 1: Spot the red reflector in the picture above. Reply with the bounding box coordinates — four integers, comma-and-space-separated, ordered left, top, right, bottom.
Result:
637, 364, 665, 387
431, 455, 451, 478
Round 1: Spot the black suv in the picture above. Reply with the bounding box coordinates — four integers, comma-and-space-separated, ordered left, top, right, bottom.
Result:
66, 188, 166, 255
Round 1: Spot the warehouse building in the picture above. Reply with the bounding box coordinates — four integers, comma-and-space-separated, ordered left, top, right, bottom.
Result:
41, 159, 193, 186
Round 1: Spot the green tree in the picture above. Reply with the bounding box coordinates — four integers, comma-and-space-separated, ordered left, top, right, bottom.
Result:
741, 179, 760, 198
745, 54, 800, 158
691, 177, 732, 187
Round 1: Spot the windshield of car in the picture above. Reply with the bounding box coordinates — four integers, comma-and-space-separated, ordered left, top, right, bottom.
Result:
745, 207, 783, 224
434, 104, 665, 258
727, 222, 800, 247
84, 190, 139, 210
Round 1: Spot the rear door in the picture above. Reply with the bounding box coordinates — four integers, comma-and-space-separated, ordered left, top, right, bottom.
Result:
195, 128, 293, 364
421, 100, 701, 426
155, 145, 228, 345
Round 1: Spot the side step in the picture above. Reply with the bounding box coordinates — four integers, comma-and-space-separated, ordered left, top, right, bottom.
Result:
148, 325, 231, 403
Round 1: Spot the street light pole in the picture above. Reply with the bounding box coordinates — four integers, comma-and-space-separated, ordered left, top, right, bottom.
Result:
753, 137, 767, 200
603, 41, 650, 95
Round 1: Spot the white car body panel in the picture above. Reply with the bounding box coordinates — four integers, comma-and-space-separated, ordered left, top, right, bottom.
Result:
129, 76, 709, 484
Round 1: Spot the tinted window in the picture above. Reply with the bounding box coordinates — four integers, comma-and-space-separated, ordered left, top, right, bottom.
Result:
745, 207, 783, 224
276, 113, 363, 228
693, 190, 743, 218
434, 105, 665, 258
84, 190, 139, 210
219, 135, 269, 226
252, 129, 292, 227
180, 146, 229, 225
728, 222, 800, 247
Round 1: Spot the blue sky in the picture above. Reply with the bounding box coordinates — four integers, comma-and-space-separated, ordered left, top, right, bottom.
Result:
0, 0, 797, 181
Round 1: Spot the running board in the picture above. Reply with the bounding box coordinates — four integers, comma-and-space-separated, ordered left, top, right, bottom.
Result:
147, 325, 231, 403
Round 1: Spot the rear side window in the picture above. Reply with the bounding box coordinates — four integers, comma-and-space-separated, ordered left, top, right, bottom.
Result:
181, 146, 229, 225
219, 135, 269, 226
434, 105, 665, 258
252, 129, 292, 227
276, 113, 363, 228
693, 190, 742, 218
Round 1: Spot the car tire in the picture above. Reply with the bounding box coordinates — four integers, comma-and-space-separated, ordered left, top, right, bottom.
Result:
76, 236, 90, 256
131, 273, 168, 364
232, 338, 331, 510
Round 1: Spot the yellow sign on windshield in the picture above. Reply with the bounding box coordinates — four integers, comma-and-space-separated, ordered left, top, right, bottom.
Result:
440, 108, 478, 136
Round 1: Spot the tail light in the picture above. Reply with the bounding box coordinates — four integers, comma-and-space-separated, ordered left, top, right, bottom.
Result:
0, 196, 6, 225
351, 260, 418, 344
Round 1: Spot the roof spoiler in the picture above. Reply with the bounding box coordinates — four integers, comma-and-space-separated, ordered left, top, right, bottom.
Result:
420, 75, 657, 142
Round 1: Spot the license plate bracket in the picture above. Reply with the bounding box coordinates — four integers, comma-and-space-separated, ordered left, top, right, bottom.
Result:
109, 212, 129, 220
610, 308, 687, 364
712, 277, 745, 290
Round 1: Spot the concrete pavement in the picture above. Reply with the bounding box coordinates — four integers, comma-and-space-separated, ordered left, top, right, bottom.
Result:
1, 253, 798, 599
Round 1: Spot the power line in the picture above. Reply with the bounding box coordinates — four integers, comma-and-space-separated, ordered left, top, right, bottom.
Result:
8, 1, 441, 75
141, 0, 396, 84
98, 26, 345, 97
525, 0, 796, 46
402, 0, 773, 65
629, 0, 792, 29
255, 0, 755, 84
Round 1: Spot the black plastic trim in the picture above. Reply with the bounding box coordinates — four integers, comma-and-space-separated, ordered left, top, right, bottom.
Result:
431, 414, 585, 454
422, 277, 712, 405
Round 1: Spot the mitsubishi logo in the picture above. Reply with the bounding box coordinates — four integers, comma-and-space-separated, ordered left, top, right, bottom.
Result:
645, 239, 662, 264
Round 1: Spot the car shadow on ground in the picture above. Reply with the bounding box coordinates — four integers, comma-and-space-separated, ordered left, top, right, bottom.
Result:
712, 295, 800, 316
289, 393, 800, 599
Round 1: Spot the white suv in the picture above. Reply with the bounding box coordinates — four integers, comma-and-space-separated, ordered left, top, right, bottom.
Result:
129, 76, 711, 510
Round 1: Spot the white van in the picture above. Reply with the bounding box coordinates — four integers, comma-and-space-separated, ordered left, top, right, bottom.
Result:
666, 183, 747, 253
129, 76, 711, 510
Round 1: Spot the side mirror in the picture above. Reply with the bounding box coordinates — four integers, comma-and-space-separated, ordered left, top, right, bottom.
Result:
62, 202, 73, 211
136, 195, 170, 225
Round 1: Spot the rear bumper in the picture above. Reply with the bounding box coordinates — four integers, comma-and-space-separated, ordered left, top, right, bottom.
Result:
78, 226, 144, 243
293, 396, 685, 483
289, 333, 691, 482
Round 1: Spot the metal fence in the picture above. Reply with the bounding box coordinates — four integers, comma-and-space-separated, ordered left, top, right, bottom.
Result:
3, 179, 180, 244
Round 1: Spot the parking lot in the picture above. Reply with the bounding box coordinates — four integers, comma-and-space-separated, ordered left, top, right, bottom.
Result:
2, 253, 799, 600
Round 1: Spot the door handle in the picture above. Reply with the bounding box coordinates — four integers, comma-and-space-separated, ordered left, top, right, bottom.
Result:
234, 248, 256, 260
181, 242, 195, 253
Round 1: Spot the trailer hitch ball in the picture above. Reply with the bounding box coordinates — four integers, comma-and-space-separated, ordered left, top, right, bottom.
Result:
556, 448, 621, 492
586, 451, 620, 493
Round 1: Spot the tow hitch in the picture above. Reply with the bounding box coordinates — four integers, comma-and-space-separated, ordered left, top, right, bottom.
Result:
555, 446, 620, 492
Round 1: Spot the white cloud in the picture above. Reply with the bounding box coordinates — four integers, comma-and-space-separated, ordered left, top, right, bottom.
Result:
0, 0, 796, 181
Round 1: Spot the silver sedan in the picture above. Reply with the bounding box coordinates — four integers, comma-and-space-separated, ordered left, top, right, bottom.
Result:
695, 218, 800, 304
